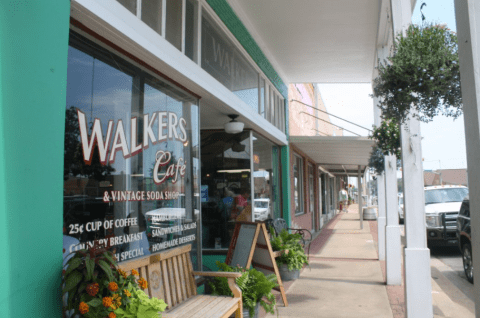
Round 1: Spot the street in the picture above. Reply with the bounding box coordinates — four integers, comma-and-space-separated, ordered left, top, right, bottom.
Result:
401, 226, 475, 317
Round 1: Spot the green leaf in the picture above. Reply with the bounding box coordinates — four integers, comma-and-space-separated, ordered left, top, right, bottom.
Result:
85, 255, 94, 281
98, 259, 115, 281
103, 251, 118, 267
64, 257, 82, 276
63, 271, 83, 294
87, 298, 102, 307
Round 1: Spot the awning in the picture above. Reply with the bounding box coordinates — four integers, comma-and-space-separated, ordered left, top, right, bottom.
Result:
290, 136, 375, 175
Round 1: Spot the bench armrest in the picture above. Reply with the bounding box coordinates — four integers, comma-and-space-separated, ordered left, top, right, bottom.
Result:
192, 271, 242, 299
192, 271, 242, 279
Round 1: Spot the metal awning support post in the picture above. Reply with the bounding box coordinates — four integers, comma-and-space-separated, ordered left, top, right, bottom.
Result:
358, 166, 363, 229
454, 0, 480, 314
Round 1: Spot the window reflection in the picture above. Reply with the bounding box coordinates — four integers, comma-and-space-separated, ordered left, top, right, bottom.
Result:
200, 131, 251, 249
64, 33, 200, 266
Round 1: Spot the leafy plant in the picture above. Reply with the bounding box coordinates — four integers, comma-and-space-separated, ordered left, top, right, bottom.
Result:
369, 119, 401, 158
372, 23, 462, 123
62, 244, 167, 318
270, 228, 308, 271
209, 262, 278, 317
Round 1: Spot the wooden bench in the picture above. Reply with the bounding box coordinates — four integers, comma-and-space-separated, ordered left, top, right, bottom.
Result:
119, 244, 243, 318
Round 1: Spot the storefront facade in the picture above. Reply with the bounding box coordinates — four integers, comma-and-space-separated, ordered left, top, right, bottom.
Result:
0, 0, 290, 316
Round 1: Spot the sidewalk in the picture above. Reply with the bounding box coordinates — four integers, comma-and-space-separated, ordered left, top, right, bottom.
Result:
263, 204, 394, 318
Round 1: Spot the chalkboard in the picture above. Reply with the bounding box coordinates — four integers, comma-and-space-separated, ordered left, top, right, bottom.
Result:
226, 222, 288, 307
227, 223, 258, 268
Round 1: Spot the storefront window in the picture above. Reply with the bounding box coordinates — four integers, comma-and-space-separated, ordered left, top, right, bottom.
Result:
201, 11, 259, 112
200, 131, 251, 250
252, 133, 278, 222
64, 32, 200, 267
294, 155, 304, 214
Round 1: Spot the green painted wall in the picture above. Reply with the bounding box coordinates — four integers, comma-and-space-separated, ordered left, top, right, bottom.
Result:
0, 1, 70, 317
206, 0, 288, 99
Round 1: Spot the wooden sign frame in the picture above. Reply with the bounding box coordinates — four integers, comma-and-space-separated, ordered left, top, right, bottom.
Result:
226, 221, 288, 307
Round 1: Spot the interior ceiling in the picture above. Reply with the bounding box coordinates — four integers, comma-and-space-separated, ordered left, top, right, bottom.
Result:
290, 136, 374, 174
229, 0, 380, 83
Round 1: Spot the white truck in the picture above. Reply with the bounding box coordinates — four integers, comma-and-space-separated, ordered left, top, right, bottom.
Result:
424, 185, 469, 247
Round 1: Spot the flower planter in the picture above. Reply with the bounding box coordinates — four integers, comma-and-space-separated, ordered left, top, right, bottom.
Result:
278, 264, 300, 281
230, 302, 260, 318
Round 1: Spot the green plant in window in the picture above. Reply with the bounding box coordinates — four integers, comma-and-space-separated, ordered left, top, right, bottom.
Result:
269, 228, 308, 271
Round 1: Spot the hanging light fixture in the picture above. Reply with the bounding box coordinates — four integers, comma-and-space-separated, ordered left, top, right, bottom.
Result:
224, 114, 244, 134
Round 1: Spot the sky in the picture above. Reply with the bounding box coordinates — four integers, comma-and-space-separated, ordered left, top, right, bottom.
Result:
318, 0, 467, 171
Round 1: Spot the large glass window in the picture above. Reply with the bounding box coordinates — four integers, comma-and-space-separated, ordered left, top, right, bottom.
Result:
64, 32, 200, 267
201, 11, 259, 112
294, 155, 304, 214
200, 131, 251, 250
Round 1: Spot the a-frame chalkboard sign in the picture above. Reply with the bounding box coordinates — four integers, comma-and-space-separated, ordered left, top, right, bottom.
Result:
225, 221, 288, 307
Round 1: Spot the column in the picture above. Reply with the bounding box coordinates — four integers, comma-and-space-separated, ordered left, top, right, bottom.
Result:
384, 154, 401, 285
0, 1, 71, 317
455, 0, 480, 313
358, 166, 363, 229
391, 0, 433, 315
373, 46, 389, 261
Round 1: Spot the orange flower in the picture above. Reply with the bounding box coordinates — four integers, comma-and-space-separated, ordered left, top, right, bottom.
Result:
117, 269, 127, 279
79, 302, 89, 314
131, 269, 139, 276
137, 277, 148, 290
108, 313, 116, 318
86, 282, 99, 296
124, 289, 131, 297
110, 294, 122, 310
108, 282, 119, 292
102, 296, 113, 308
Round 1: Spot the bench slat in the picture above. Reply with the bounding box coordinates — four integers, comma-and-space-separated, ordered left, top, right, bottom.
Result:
165, 295, 238, 318
172, 256, 183, 303
176, 254, 188, 301
139, 266, 150, 297
161, 259, 172, 309
147, 261, 165, 301
184, 252, 197, 296
167, 258, 177, 306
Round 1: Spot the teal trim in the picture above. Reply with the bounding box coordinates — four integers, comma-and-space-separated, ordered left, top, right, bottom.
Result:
281, 146, 291, 228
281, 100, 291, 227
206, 0, 288, 99
0, 1, 70, 317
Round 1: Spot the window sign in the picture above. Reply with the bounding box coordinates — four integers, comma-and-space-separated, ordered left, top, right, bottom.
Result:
64, 32, 200, 264
201, 11, 259, 111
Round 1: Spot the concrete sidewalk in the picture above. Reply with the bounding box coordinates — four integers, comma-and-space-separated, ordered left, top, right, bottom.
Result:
263, 205, 394, 318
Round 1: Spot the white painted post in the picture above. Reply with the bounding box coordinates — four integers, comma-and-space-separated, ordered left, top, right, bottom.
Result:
391, 0, 433, 314
401, 112, 433, 317
454, 1, 480, 314
373, 46, 389, 261
384, 155, 401, 285
358, 166, 363, 229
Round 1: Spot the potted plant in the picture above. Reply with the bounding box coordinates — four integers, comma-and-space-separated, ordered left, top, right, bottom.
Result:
209, 262, 278, 318
62, 244, 167, 318
270, 228, 309, 281
372, 23, 462, 124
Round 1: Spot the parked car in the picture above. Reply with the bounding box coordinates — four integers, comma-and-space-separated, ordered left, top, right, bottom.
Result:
456, 196, 473, 283
254, 198, 270, 221
398, 194, 404, 224
424, 185, 469, 247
